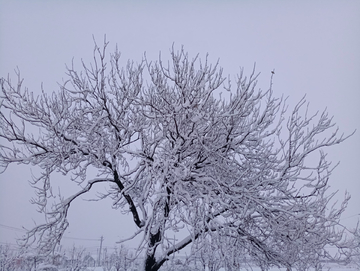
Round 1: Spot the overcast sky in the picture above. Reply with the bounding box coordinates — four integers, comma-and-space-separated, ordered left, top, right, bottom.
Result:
0, 1, 359, 254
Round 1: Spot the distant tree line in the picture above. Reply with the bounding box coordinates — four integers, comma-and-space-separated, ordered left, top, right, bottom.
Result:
0, 244, 137, 271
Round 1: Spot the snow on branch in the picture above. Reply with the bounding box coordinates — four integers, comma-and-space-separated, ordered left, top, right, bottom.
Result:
20, 178, 113, 255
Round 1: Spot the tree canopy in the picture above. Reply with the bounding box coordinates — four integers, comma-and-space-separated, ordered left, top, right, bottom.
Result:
0, 41, 356, 271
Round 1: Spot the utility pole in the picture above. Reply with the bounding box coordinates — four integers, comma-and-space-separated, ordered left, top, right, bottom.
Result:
97, 236, 104, 266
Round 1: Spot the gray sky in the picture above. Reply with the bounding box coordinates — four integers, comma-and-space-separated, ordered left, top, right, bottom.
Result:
0, 1, 359, 254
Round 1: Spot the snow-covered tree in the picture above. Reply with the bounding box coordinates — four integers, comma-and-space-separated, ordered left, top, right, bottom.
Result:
0, 244, 18, 271
350, 227, 360, 268
109, 245, 132, 271
0, 40, 355, 271
65, 245, 86, 271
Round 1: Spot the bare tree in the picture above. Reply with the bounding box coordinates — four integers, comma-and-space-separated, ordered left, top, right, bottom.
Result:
0, 40, 355, 271
0, 244, 19, 271
65, 245, 86, 271
350, 228, 360, 268
109, 245, 131, 271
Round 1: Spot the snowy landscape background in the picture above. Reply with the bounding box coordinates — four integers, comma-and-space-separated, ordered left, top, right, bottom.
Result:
0, 1, 359, 270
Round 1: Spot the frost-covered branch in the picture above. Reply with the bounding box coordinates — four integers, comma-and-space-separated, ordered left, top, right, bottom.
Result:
21, 178, 112, 255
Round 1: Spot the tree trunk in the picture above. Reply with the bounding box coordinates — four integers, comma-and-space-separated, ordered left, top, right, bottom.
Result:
144, 229, 164, 271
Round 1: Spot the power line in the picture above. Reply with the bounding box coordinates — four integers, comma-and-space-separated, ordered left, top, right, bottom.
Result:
0, 223, 26, 232
62, 236, 100, 241
341, 213, 360, 221
0, 223, 100, 241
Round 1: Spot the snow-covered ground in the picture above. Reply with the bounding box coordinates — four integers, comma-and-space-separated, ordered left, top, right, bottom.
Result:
80, 264, 360, 271
216, 265, 359, 271
84, 267, 105, 271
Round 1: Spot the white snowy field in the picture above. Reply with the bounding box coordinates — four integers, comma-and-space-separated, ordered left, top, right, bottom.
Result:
230, 268, 359, 271
81, 267, 359, 271
216, 266, 359, 271
79, 264, 359, 271
217, 266, 358, 271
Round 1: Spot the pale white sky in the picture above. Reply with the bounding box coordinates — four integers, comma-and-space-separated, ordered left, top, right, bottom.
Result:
0, 1, 359, 253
